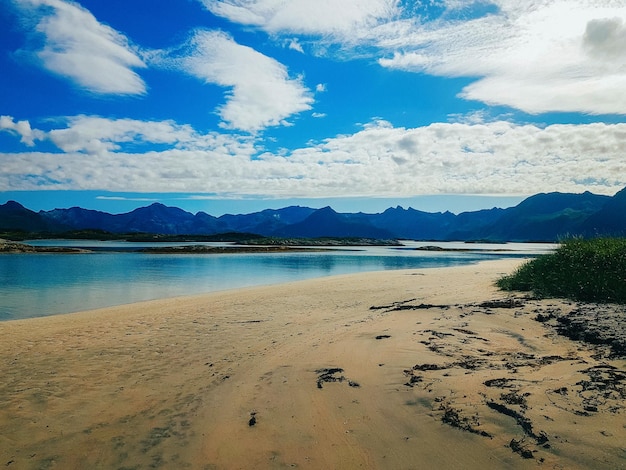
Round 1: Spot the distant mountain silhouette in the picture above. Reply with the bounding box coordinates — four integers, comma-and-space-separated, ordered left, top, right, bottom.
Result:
115, 203, 200, 234
483, 191, 610, 241
217, 206, 315, 234
45, 206, 117, 232
1, 187, 625, 241
276, 206, 395, 239
581, 187, 626, 237
0, 200, 58, 232
365, 206, 457, 240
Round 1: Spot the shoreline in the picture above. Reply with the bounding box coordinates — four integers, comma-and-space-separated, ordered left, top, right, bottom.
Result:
0, 253, 528, 323
1, 259, 624, 469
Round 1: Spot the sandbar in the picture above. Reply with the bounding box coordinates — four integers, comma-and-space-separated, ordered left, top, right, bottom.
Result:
1, 259, 625, 469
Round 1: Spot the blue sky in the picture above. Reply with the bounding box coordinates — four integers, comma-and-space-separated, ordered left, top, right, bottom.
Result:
1, 0, 625, 216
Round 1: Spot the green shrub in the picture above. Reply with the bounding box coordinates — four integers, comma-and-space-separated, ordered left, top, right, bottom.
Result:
497, 237, 626, 303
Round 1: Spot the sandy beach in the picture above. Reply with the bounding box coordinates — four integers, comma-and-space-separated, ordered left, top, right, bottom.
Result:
1, 258, 625, 469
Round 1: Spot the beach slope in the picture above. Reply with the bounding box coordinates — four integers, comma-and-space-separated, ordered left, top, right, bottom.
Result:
1, 259, 624, 469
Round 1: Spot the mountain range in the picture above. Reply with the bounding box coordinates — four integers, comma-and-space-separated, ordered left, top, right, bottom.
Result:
2, 187, 626, 242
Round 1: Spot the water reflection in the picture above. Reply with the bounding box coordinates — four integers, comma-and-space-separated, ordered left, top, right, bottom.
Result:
0, 243, 551, 320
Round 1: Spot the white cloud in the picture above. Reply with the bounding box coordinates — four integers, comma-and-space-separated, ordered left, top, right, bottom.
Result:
1, 115, 258, 158
0, 115, 45, 146
287, 120, 626, 196
2, 117, 625, 199
315, 83, 327, 93
377, 1, 626, 115
96, 196, 159, 203
46, 116, 197, 155
200, 0, 401, 38
14, 0, 146, 95
446, 110, 493, 125
583, 16, 626, 58
287, 38, 304, 53
202, 0, 626, 115
159, 30, 313, 132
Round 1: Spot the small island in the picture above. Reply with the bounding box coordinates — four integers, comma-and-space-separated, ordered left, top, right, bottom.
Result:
0, 239, 88, 253
0, 232, 403, 254
136, 245, 335, 254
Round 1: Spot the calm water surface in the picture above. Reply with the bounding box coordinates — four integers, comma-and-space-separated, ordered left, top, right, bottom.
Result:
0, 241, 555, 320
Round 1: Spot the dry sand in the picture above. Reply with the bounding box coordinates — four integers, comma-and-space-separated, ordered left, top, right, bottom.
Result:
0, 258, 625, 469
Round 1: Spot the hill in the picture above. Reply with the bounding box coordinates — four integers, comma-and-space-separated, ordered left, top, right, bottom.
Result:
0, 188, 624, 241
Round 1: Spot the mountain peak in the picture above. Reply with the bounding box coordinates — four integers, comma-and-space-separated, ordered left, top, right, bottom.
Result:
2, 186, 626, 240
2, 200, 27, 210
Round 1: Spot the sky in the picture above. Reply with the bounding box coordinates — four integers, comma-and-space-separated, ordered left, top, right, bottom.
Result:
1, 0, 625, 216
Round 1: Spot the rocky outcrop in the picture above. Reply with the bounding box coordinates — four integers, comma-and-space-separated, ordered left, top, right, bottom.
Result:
0, 239, 87, 253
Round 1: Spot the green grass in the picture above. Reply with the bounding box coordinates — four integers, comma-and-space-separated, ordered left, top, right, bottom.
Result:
497, 237, 626, 303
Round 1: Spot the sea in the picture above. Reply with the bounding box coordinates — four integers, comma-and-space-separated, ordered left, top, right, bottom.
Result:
0, 240, 556, 321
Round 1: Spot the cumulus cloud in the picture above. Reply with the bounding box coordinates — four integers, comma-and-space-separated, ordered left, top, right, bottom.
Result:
13, 0, 146, 94
159, 30, 313, 132
0, 115, 257, 160
46, 116, 197, 155
290, 120, 626, 196
583, 16, 626, 58
0, 115, 45, 146
2, 117, 625, 198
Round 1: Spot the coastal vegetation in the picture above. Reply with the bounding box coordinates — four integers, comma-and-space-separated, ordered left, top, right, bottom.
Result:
0, 239, 87, 253
239, 236, 401, 246
0, 235, 399, 253
497, 237, 626, 303
0, 229, 263, 243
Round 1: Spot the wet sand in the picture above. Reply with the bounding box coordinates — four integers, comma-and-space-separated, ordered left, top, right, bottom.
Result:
1, 259, 625, 469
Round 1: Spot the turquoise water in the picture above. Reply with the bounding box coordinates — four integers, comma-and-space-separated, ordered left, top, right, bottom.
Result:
0, 242, 554, 320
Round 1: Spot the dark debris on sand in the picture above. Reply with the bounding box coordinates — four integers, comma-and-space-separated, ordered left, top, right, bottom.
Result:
554, 305, 626, 358
315, 368, 360, 389
478, 299, 526, 309
486, 401, 548, 446
370, 299, 450, 312
509, 438, 535, 459
394, 296, 626, 462
248, 411, 257, 427
440, 404, 493, 438
470, 297, 626, 359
